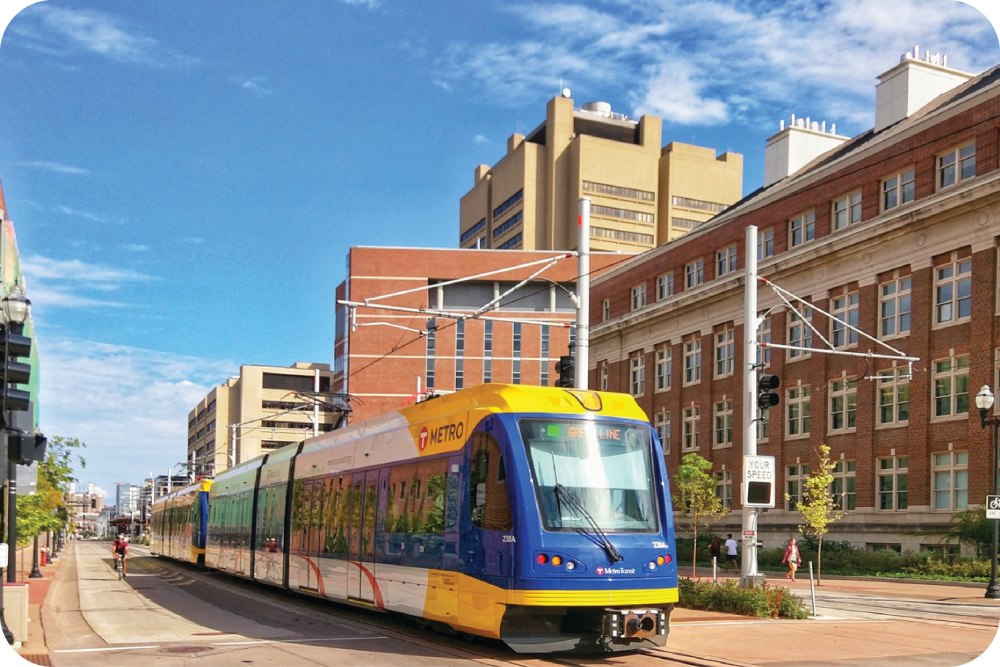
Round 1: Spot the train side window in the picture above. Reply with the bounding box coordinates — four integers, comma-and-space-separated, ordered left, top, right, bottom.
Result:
470, 433, 512, 530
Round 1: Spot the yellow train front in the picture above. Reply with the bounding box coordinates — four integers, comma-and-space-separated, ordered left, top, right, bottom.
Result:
281, 384, 678, 654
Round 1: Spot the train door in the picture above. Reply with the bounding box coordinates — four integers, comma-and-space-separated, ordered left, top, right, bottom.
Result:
348, 469, 379, 602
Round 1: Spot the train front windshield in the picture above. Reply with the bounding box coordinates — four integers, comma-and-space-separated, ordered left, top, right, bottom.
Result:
521, 419, 658, 533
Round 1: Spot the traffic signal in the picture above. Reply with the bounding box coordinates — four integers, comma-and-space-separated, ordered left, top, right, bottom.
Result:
1, 327, 31, 413
757, 374, 781, 410
9, 431, 47, 466
555, 355, 575, 387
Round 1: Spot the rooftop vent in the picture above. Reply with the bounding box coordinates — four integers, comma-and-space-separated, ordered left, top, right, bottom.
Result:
874, 45, 972, 132
763, 114, 847, 187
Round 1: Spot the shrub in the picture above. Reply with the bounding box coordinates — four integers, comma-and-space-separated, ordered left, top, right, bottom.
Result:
678, 577, 809, 619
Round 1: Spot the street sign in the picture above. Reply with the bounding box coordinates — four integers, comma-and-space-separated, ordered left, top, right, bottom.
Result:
987, 494, 1000, 520
743, 455, 776, 508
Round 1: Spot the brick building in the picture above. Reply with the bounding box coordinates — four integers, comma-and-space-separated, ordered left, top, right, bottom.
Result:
590, 51, 1000, 553
334, 247, 628, 423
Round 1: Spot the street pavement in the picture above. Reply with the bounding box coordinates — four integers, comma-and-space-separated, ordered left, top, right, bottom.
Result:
3, 542, 999, 666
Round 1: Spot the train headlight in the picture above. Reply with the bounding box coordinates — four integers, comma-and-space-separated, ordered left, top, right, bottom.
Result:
565, 561, 575, 571
648, 561, 656, 571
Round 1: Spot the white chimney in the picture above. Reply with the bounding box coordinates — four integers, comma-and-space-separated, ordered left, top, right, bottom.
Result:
763, 116, 848, 187
874, 47, 973, 132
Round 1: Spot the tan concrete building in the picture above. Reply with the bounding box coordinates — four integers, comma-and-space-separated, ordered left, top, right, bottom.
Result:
459, 94, 742, 253
187, 362, 339, 474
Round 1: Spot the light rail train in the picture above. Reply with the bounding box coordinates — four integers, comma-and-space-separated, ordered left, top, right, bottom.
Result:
151, 383, 678, 653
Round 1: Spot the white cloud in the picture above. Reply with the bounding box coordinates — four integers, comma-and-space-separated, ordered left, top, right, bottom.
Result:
339, 0, 381, 9
474, 134, 489, 145
19, 161, 89, 175
37, 337, 234, 495
238, 76, 273, 97
438, 0, 1000, 131
57, 205, 105, 223
20, 255, 155, 308
10, 4, 199, 68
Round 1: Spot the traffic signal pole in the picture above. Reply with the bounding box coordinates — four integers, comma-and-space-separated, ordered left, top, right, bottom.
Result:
576, 198, 590, 390
742, 225, 762, 586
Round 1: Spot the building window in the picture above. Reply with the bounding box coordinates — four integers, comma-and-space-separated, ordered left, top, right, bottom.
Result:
832, 191, 862, 231
879, 275, 911, 338
685, 258, 704, 289
788, 211, 815, 248
829, 377, 857, 432
716, 244, 738, 277
425, 329, 436, 389
655, 409, 671, 454
683, 337, 702, 385
631, 283, 647, 311
882, 168, 915, 211
602, 298, 611, 322
713, 400, 734, 447
757, 227, 775, 260
539, 325, 549, 386
630, 354, 645, 397
830, 290, 859, 349
682, 405, 700, 451
455, 320, 465, 390
757, 315, 772, 367
832, 460, 856, 511
932, 451, 968, 511
787, 306, 813, 360
655, 346, 672, 392
715, 327, 735, 378
786, 463, 810, 511
786, 385, 810, 438
599, 363, 608, 391
878, 456, 909, 511
938, 143, 975, 189
715, 470, 733, 510
933, 354, 969, 418
878, 367, 910, 426
483, 320, 493, 383
512, 323, 522, 384
657, 272, 675, 300
757, 411, 770, 442
935, 256, 972, 324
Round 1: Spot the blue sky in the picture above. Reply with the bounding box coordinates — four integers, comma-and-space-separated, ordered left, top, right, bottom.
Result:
0, 0, 998, 499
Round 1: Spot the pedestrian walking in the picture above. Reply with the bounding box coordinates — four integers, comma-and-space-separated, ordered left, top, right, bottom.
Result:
724, 533, 738, 570
708, 535, 722, 567
782, 537, 801, 581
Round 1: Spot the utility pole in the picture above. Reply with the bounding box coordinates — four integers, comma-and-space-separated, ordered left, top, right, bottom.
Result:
576, 198, 590, 390
742, 224, 762, 586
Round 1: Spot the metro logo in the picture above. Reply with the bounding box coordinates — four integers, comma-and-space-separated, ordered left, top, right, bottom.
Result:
416, 420, 466, 452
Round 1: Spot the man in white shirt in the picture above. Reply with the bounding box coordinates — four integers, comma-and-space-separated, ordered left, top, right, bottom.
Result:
724, 533, 738, 570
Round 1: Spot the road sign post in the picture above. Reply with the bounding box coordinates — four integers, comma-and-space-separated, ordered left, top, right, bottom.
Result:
986, 494, 1000, 520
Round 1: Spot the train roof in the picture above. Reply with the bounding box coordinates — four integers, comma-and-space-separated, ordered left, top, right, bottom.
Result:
291, 384, 649, 478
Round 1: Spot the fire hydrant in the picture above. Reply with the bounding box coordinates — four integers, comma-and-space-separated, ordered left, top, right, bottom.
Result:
41, 547, 48, 566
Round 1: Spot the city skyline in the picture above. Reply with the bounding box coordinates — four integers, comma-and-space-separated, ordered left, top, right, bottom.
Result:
0, 0, 998, 495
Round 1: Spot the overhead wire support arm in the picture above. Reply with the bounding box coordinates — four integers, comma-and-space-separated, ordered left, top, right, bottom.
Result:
756, 274, 919, 368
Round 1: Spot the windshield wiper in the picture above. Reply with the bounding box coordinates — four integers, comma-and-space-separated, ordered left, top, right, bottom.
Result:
554, 484, 623, 563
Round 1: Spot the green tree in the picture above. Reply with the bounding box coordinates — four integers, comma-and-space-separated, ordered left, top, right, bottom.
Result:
936, 506, 993, 558
17, 436, 86, 544
673, 452, 729, 577
797, 444, 844, 584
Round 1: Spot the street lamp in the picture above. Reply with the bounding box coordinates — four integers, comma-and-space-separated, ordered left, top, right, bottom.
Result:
974, 384, 1000, 600
0, 283, 31, 644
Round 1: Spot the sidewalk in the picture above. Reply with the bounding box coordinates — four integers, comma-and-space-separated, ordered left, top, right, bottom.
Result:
9, 543, 62, 666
